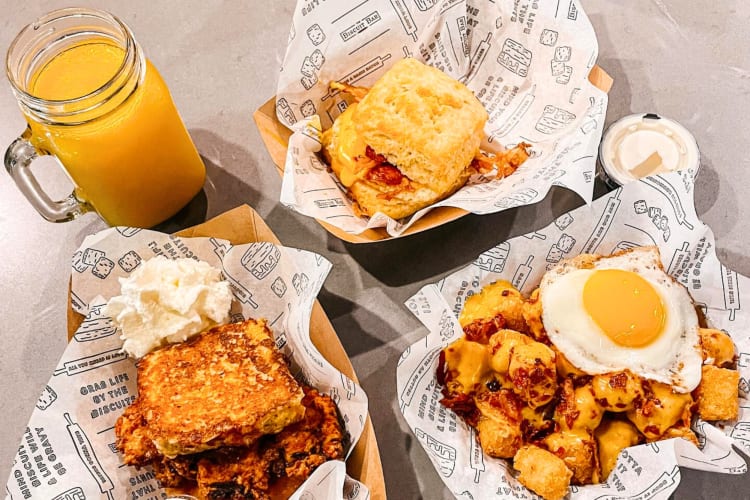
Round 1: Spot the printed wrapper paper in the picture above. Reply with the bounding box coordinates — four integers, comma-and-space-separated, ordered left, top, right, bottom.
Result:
276, 0, 608, 236
5, 226, 369, 500
398, 172, 750, 499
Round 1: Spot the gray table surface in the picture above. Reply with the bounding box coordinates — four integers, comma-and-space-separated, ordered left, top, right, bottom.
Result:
1, 1, 748, 499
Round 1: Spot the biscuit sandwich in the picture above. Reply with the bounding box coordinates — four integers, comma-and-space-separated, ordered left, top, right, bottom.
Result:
321, 58, 529, 220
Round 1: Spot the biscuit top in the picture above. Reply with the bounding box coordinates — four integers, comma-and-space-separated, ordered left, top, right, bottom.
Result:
352, 58, 488, 188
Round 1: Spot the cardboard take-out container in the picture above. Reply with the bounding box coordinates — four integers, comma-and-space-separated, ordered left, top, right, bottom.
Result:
65, 204, 386, 499
253, 66, 613, 244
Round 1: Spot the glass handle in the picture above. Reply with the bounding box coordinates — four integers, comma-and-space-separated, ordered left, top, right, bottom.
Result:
4, 135, 87, 222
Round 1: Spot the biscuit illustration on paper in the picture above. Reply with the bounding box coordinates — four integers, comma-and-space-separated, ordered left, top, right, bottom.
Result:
292, 272, 309, 295
241, 243, 281, 280
476, 242, 510, 273
539, 29, 558, 46
72, 251, 88, 273
307, 23, 326, 45
300, 99, 316, 118
556, 65, 573, 84
300, 73, 318, 90
547, 245, 564, 263
92, 257, 115, 279
36, 385, 58, 410
556, 233, 576, 253
498, 38, 532, 77
555, 213, 574, 230
300, 56, 317, 78
277, 97, 297, 124
118, 250, 142, 273
310, 48, 325, 69
554, 46, 572, 62
82, 247, 104, 266
271, 276, 287, 298
634, 200, 648, 214
535, 105, 576, 134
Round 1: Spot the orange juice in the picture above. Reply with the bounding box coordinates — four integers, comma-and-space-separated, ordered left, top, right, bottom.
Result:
24, 41, 205, 227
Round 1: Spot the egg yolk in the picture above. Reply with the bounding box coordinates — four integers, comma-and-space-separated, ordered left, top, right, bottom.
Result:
583, 269, 665, 347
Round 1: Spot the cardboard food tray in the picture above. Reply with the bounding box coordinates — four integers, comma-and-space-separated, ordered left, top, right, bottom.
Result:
65, 204, 386, 499
253, 66, 614, 244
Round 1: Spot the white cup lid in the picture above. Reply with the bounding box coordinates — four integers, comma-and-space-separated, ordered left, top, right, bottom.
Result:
599, 113, 700, 186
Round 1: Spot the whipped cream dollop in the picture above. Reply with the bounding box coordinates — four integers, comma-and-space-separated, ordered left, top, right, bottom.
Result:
104, 256, 233, 358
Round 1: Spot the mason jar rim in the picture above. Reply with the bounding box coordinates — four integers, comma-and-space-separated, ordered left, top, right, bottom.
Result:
5, 7, 138, 115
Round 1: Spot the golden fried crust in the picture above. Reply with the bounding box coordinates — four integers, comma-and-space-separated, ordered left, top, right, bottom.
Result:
353, 58, 487, 191
513, 445, 572, 500
697, 365, 740, 421
460, 280, 529, 333
475, 389, 523, 458
544, 430, 600, 485
699, 328, 736, 367
116, 319, 305, 463
155, 387, 345, 500
521, 288, 548, 342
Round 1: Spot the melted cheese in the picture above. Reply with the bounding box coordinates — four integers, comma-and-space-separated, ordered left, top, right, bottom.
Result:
324, 104, 375, 187
443, 338, 493, 393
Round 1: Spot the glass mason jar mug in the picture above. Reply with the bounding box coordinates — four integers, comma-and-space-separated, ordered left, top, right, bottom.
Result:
5, 8, 206, 228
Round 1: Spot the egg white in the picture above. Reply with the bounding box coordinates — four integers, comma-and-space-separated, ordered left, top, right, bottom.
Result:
540, 246, 702, 393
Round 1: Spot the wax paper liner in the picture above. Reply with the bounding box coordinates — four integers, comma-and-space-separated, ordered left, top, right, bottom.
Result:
276, 0, 608, 236
4, 229, 369, 500
397, 171, 750, 499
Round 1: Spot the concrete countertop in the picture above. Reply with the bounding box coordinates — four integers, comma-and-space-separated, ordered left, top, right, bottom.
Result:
1, 1, 748, 498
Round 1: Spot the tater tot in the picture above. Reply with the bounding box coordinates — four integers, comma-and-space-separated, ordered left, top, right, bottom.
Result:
508, 342, 557, 408
521, 288, 547, 342
556, 378, 604, 432
591, 370, 643, 412
661, 424, 700, 447
475, 389, 524, 458
544, 429, 600, 485
487, 329, 532, 374
460, 280, 529, 333
626, 381, 692, 440
594, 418, 642, 479
514, 445, 572, 500
699, 328, 736, 367
697, 365, 739, 421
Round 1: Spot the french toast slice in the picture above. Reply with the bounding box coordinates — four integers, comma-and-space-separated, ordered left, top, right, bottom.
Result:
116, 319, 305, 464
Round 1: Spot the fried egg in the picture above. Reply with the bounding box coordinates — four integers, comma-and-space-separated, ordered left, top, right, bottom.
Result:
540, 246, 701, 393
